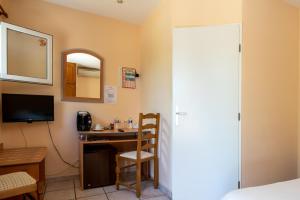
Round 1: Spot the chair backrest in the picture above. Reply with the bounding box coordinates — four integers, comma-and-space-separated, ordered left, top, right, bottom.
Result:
136, 113, 160, 160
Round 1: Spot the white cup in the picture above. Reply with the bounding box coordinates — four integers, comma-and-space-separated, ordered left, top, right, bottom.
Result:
94, 124, 103, 130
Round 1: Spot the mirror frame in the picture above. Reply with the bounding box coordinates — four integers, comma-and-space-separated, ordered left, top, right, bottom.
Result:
62, 49, 104, 103
0, 22, 53, 85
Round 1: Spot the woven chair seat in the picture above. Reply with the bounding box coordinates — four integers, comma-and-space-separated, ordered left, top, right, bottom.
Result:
120, 151, 154, 160
0, 172, 37, 199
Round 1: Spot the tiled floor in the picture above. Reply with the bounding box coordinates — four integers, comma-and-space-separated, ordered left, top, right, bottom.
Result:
44, 176, 170, 200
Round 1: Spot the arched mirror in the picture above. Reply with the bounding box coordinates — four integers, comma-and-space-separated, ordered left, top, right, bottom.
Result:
62, 49, 103, 103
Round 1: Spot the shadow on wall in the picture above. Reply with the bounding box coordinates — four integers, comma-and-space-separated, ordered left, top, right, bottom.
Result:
159, 115, 172, 193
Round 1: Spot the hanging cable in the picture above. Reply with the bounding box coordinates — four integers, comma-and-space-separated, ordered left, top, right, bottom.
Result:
46, 121, 79, 168
18, 124, 28, 148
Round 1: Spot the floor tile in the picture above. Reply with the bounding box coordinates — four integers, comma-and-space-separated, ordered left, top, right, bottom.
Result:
107, 190, 139, 200
103, 185, 126, 193
46, 179, 74, 192
75, 187, 105, 198
74, 177, 81, 188
44, 189, 75, 200
77, 194, 108, 200
140, 182, 164, 199
47, 176, 76, 183
143, 196, 170, 200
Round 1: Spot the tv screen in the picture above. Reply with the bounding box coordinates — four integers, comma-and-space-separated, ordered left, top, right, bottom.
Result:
2, 93, 54, 123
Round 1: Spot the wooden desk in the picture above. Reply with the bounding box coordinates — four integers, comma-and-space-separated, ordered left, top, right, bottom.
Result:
79, 129, 148, 189
0, 147, 47, 200
79, 128, 140, 140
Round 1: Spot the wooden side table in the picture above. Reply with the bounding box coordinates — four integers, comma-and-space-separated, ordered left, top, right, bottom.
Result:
0, 147, 47, 200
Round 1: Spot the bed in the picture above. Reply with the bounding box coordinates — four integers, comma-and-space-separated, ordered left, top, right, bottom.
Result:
222, 179, 300, 200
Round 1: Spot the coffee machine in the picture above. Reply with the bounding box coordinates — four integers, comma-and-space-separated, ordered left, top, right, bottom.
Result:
77, 111, 92, 131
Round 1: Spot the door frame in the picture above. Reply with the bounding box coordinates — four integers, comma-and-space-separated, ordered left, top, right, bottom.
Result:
171, 23, 243, 193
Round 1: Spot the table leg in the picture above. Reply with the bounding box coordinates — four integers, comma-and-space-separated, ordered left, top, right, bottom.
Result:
38, 159, 46, 200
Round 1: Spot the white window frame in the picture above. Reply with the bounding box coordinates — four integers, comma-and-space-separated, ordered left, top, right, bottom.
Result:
0, 22, 53, 85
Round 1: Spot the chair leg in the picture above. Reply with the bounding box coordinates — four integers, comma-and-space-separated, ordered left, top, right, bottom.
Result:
115, 155, 120, 190
35, 191, 39, 200
154, 157, 159, 189
136, 161, 142, 198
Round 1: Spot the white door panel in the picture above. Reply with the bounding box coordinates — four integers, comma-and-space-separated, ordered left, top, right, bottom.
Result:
172, 24, 240, 200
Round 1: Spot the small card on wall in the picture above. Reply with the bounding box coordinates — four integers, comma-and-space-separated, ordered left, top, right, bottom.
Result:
104, 85, 117, 104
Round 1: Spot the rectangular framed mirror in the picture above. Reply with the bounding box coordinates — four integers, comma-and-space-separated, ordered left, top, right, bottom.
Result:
0, 22, 53, 85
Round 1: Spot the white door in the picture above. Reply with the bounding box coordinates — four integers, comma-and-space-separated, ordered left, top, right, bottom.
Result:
172, 24, 241, 200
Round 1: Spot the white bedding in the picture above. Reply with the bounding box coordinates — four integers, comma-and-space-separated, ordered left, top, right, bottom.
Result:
222, 179, 300, 200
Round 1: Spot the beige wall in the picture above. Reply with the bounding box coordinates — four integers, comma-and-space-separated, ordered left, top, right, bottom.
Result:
242, 0, 298, 187
171, 0, 242, 26
140, 0, 172, 192
0, 0, 141, 178
7, 29, 47, 79
76, 76, 100, 98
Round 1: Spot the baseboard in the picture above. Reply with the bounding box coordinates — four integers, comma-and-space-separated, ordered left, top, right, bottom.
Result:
46, 174, 79, 182
46, 169, 79, 180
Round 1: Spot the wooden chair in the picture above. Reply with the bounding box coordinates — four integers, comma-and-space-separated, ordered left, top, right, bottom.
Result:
115, 113, 160, 198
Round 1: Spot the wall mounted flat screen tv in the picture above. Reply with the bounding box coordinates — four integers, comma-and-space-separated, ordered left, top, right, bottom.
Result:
2, 93, 54, 123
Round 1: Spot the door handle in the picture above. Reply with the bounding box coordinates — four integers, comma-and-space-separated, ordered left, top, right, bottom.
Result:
176, 112, 187, 116
175, 112, 187, 126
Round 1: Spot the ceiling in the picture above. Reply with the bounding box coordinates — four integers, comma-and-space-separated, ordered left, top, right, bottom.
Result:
285, 0, 300, 7
44, 0, 160, 24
